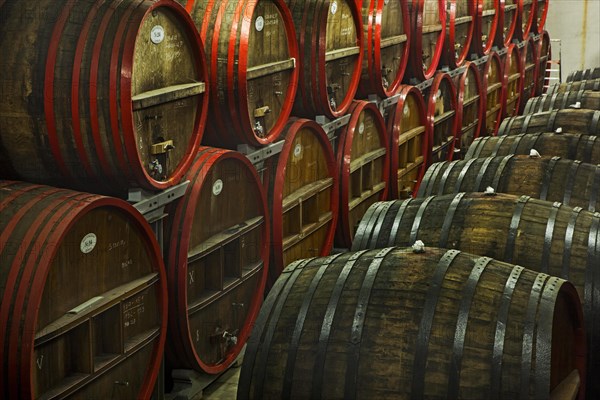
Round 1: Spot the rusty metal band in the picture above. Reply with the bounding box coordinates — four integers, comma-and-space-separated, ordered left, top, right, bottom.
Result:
590, 165, 600, 212
541, 202, 562, 274
547, 109, 559, 131
540, 156, 561, 201
521, 113, 534, 134
474, 156, 495, 191
591, 110, 600, 135
388, 199, 413, 247
410, 196, 435, 244
454, 158, 478, 193
491, 134, 510, 157
417, 161, 446, 197
491, 155, 514, 190
438, 160, 460, 196
561, 207, 583, 280
505, 195, 530, 263
563, 160, 582, 205
439, 193, 466, 248
352, 202, 385, 251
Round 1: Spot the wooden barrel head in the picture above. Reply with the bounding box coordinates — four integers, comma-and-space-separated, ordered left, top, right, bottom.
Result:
535, 0, 549, 33
520, 0, 535, 37
425, 72, 458, 163
473, 0, 500, 56
519, 36, 539, 114
536, 30, 551, 96
0, 181, 166, 399
479, 51, 505, 137
166, 147, 269, 373
336, 101, 389, 248
265, 118, 339, 283
386, 85, 429, 199
502, 43, 523, 118
455, 61, 484, 155
502, 0, 519, 45
410, 0, 447, 81
442, 0, 476, 69
358, 0, 410, 98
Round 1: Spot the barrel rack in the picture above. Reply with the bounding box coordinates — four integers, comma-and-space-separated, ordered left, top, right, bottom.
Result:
131, 33, 542, 400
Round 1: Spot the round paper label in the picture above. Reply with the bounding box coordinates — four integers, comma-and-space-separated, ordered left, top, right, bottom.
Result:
358, 122, 365, 134
80, 233, 97, 254
404, 104, 410, 116
151, 25, 165, 44
212, 179, 223, 196
294, 143, 302, 157
331, 1, 338, 15
255, 16, 264, 32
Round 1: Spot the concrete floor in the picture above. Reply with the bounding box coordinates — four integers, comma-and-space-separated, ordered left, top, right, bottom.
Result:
202, 366, 241, 399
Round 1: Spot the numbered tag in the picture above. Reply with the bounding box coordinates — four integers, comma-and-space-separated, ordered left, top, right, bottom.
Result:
80, 233, 97, 254
151, 25, 165, 44
255, 16, 264, 32
213, 179, 223, 196
331, 1, 338, 15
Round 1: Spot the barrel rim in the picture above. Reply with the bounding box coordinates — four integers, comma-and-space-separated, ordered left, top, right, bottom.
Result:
447, 0, 477, 68
501, 0, 519, 46
520, 0, 536, 38
502, 42, 524, 119
520, 35, 540, 100
535, 30, 552, 96
482, 50, 506, 136
475, 0, 501, 55
456, 61, 485, 147
412, 0, 447, 80
427, 71, 459, 162
535, 0, 549, 33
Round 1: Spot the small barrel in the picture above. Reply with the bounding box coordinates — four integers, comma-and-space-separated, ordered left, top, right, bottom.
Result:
288, 0, 363, 119
238, 247, 586, 400
0, 181, 167, 399
423, 72, 459, 163
165, 147, 269, 374
534, 0, 549, 33
441, 0, 476, 69
471, 0, 500, 56
524, 91, 600, 114
498, 109, 600, 136
567, 68, 600, 82
335, 101, 389, 248
464, 132, 600, 164
353, 193, 598, 398
417, 155, 600, 212
501, 0, 519, 45
454, 61, 484, 155
519, 36, 539, 114
184, 0, 299, 147
547, 79, 600, 95
385, 85, 429, 199
263, 118, 339, 283
535, 30, 552, 96
502, 43, 524, 118
520, 0, 535, 38
0, 0, 209, 194
408, 0, 447, 81
357, 0, 410, 98
479, 51, 506, 136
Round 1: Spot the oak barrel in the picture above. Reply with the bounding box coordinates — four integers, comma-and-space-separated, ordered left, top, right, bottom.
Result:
535, 30, 551, 96
547, 79, 600, 95
501, 0, 519, 46
287, 0, 363, 119
182, 0, 299, 147
417, 155, 600, 212
454, 61, 484, 155
441, 0, 476, 69
520, 0, 535, 38
263, 118, 339, 284
0, 0, 208, 194
0, 181, 167, 399
465, 132, 600, 163
385, 85, 429, 199
353, 193, 599, 398
238, 247, 586, 399
335, 101, 389, 248
567, 67, 600, 82
534, 0, 549, 34
408, 0, 447, 81
502, 43, 524, 118
519, 36, 539, 114
524, 90, 600, 114
165, 147, 269, 373
479, 50, 506, 136
472, 0, 500, 56
498, 109, 600, 136
357, 0, 410, 98
423, 72, 459, 163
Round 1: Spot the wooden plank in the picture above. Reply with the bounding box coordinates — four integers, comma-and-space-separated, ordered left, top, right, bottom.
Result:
422, 24, 443, 35
350, 147, 387, 173
434, 110, 456, 124
482, 9, 497, 17
463, 94, 481, 107
380, 34, 408, 49
487, 82, 503, 93
132, 82, 205, 111
549, 370, 580, 400
453, 16, 473, 26
282, 211, 334, 251
246, 58, 296, 80
325, 46, 361, 62
504, 4, 518, 12
348, 181, 386, 210
282, 178, 334, 213
398, 126, 427, 145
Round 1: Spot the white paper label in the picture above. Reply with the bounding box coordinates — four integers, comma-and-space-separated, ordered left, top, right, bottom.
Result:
255, 16, 264, 32
294, 143, 302, 157
358, 122, 365, 134
80, 233, 97, 254
404, 104, 410, 116
331, 1, 338, 15
212, 179, 223, 196
151, 25, 165, 44
464, 77, 469, 87
384, 0, 389, 4
436, 89, 442, 98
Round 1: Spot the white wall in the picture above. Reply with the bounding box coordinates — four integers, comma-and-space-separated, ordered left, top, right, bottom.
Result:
545, 0, 600, 80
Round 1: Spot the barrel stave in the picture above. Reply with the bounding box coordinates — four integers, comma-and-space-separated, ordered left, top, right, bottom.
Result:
498, 109, 600, 136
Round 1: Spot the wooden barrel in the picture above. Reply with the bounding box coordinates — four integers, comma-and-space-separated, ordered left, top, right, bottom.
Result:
479, 51, 506, 136
263, 118, 339, 284
535, 30, 551, 96
357, 0, 410, 98
567, 68, 600, 82
520, 0, 535, 38
547, 79, 600, 95
524, 91, 600, 114
408, 0, 447, 81
464, 132, 600, 163
335, 101, 389, 248
417, 155, 600, 212
424, 72, 459, 163
534, 0, 549, 33
238, 247, 586, 400
0, 0, 208, 194
501, 0, 519, 46
498, 109, 600, 136
353, 193, 598, 399
287, 0, 363, 119
182, 0, 298, 147
519, 36, 539, 114
0, 181, 167, 399
502, 43, 524, 118
471, 0, 500, 56
454, 61, 484, 155
441, 0, 476, 69
165, 147, 269, 374
386, 85, 429, 199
